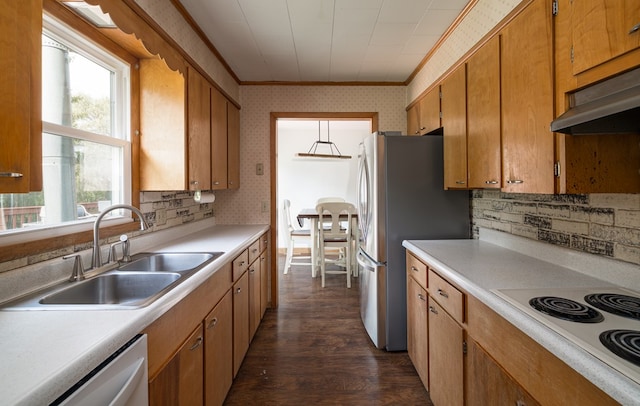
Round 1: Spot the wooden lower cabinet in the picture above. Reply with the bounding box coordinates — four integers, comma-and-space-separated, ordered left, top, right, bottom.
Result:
248, 261, 261, 339
428, 298, 464, 406
260, 250, 269, 318
149, 324, 204, 405
407, 276, 429, 388
465, 336, 539, 406
145, 233, 270, 406
233, 271, 250, 377
204, 290, 233, 406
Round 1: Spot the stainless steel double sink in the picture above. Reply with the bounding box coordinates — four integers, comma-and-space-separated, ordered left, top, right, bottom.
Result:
3, 252, 223, 310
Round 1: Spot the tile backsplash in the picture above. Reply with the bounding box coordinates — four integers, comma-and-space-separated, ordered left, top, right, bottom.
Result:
471, 190, 640, 266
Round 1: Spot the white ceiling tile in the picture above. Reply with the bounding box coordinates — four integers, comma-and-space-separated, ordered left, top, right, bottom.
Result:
378, 0, 430, 23
177, 0, 477, 82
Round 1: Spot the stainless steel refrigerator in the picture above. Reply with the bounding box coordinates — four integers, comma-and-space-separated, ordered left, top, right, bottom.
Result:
356, 132, 470, 351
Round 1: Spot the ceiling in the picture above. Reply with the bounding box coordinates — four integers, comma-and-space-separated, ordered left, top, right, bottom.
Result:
177, 0, 470, 83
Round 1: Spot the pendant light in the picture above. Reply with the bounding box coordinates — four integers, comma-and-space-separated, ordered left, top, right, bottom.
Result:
296, 121, 352, 159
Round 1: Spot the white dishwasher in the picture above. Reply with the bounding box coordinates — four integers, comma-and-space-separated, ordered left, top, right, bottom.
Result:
51, 334, 148, 406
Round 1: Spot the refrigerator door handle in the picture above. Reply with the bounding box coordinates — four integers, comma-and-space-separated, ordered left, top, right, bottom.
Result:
357, 248, 385, 271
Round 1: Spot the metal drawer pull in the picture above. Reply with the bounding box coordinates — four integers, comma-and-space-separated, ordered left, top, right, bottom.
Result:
429, 305, 438, 314
190, 336, 203, 351
411, 266, 419, 272
455, 180, 466, 184
506, 179, 524, 184
236, 287, 242, 294
0, 172, 24, 178
630, 22, 640, 34
437, 288, 449, 298
207, 317, 218, 329
485, 180, 499, 184
418, 293, 426, 302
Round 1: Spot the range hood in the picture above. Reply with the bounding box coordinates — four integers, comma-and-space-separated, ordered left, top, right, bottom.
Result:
551, 67, 640, 135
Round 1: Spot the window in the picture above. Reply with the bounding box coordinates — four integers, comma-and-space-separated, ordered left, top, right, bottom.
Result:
0, 14, 131, 237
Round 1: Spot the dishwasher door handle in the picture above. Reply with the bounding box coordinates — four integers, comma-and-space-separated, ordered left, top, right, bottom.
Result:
111, 357, 146, 406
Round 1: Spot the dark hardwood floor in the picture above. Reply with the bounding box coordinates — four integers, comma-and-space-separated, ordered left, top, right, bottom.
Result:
224, 256, 433, 405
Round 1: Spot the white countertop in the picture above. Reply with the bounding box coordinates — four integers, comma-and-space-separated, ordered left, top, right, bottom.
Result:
403, 228, 640, 406
0, 221, 268, 406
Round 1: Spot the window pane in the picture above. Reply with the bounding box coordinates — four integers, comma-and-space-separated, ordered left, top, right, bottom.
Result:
0, 134, 123, 231
42, 34, 113, 136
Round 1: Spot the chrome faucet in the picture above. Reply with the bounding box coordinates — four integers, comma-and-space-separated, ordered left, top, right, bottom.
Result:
92, 204, 150, 268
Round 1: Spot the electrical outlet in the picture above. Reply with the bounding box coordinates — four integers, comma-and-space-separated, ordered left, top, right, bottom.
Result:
256, 163, 264, 175
261, 201, 268, 213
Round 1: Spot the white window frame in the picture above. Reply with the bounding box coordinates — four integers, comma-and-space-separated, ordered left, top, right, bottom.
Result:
0, 13, 133, 247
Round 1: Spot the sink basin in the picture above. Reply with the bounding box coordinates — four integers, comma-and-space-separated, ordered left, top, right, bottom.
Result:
39, 272, 181, 306
117, 252, 222, 274
1, 251, 224, 310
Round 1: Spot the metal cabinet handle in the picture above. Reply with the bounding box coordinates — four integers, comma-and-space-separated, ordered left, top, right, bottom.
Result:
506, 179, 524, 184
630, 22, 640, 34
239, 260, 245, 266
250, 267, 255, 273
429, 305, 438, 314
455, 180, 466, 185
411, 266, 419, 272
485, 180, 499, 184
0, 172, 23, 178
417, 293, 426, 302
207, 317, 218, 329
236, 287, 242, 294
437, 288, 449, 298
213, 181, 220, 185
190, 336, 203, 351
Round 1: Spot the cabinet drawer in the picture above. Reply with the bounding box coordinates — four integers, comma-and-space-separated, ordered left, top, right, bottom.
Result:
407, 252, 428, 289
259, 232, 269, 253
428, 270, 464, 323
248, 239, 261, 265
232, 249, 249, 282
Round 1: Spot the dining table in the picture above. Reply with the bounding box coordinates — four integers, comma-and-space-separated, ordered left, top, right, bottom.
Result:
296, 208, 359, 277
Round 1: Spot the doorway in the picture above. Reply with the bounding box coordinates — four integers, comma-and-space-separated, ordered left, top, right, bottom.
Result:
269, 112, 378, 307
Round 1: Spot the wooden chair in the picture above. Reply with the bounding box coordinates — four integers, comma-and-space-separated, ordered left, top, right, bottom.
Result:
316, 202, 356, 288
283, 199, 312, 274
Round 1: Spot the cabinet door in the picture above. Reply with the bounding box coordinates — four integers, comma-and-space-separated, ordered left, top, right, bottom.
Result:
233, 271, 249, 377
501, 0, 554, 193
419, 87, 441, 135
204, 290, 233, 406
428, 298, 463, 406
227, 102, 240, 189
248, 261, 261, 340
0, 0, 42, 193
407, 103, 420, 135
467, 36, 501, 189
187, 66, 211, 191
210, 87, 228, 190
149, 324, 204, 406
139, 59, 186, 190
407, 276, 429, 389
442, 65, 468, 189
466, 337, 540, 406
260, 250, 269, 318
572, 0, 640, 75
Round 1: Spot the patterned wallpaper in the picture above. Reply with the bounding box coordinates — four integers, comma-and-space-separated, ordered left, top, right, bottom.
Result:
212, 85, 407, 225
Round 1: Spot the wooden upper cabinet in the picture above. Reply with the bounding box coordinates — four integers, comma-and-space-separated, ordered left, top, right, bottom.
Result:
210, 87, 228, 190
442, 65, 468, 189
227, 103, 240, 189
407, 87, 441, 136
187, 66, 212, 192
0, 0, 42, 193
500, 0, 555, 194
467, 36, 501, 189
572, 0, 640, 75
140, 59, 186, 190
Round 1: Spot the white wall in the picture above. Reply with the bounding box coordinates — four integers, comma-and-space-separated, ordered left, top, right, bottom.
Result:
276, 120, 371, 248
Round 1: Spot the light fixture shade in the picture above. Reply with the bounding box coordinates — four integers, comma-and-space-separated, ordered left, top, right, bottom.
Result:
296, 121, 352, 159
64, 2, 117, 28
